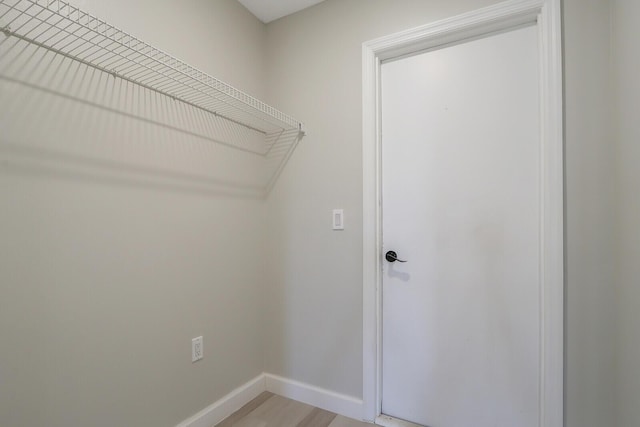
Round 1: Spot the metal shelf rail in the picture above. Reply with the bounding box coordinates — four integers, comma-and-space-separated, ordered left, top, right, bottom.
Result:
0, 0, 305, 147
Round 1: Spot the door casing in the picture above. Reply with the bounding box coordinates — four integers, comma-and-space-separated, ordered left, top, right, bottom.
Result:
361, 0, 564, 425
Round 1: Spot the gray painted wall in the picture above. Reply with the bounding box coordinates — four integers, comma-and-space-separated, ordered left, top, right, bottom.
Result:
564, 1, 617, 426
613, 0, 640, 426
0, 1, 268, 426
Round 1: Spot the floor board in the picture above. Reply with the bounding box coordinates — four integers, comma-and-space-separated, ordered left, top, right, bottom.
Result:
215, 392, 275, 427
213, 392, 373, 427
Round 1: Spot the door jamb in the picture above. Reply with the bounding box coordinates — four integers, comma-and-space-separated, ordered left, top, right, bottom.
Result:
361, 0, 564, 425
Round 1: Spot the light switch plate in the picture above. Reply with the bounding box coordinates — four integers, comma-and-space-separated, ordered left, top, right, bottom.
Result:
333, 209, 344, 230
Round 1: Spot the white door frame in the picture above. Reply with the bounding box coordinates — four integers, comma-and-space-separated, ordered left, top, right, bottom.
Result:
361, 0, 564, 425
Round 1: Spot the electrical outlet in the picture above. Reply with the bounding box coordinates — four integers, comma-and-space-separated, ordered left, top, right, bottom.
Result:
192, 336, 203, 362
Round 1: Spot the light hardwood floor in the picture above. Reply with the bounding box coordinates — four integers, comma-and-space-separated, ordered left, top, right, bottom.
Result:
214, 392, 373, 427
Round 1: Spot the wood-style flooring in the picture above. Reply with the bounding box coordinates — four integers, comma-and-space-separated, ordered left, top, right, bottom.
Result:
214, 392, 373, 427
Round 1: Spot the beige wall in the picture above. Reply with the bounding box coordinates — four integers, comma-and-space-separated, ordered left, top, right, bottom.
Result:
613, 0, 640, 426
82, 0, 267, 98
264, 0, 617, 426
0, 1, 268, 426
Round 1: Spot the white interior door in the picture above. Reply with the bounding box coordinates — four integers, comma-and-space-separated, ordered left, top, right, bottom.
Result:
381, 25, 541, 427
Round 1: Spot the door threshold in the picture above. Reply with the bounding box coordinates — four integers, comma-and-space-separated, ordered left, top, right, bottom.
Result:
376, 414, 425, 427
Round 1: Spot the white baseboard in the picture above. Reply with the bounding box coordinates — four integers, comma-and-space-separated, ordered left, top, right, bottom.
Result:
265, 373, 364, 421
176, 372, 365, 427
176, 374, 266, 427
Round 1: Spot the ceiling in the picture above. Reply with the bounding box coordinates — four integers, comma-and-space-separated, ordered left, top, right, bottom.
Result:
237, 0, 327, 23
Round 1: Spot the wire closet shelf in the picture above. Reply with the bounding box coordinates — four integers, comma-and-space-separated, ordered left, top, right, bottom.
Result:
0, 0, 305, 138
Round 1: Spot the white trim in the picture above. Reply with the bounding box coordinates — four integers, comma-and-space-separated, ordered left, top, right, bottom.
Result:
364, 0, 544, 63
265, 373, 364, 421
175, 374, 266, 427
176, 373, 365, 427
537, 1, 564, 425
362, 0, 564, 425
361, 33, 382, 424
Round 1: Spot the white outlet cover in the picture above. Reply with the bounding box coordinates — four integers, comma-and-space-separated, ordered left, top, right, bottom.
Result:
192, 336, 203, 362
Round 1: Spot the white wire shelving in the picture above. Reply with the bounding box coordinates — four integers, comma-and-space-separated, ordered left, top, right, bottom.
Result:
0, 0, 305, 140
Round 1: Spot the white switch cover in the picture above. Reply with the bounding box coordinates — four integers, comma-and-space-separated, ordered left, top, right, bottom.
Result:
333, 209, 344, 230
192, 336, 203, 362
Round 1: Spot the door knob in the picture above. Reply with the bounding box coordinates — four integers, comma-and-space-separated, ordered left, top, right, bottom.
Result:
385, 251, 407, 263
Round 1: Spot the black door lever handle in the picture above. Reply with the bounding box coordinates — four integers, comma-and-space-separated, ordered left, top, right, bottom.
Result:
385, 251, 407, 263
